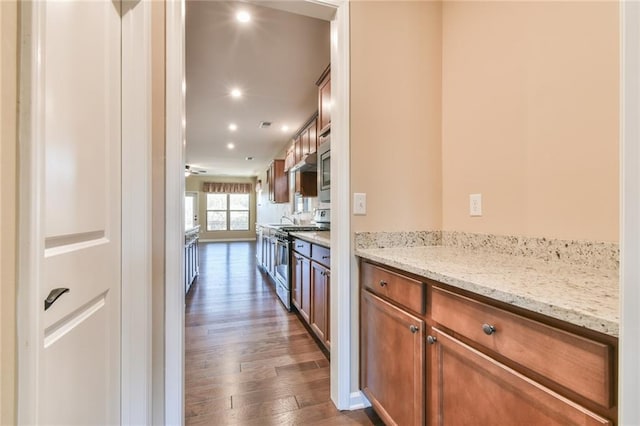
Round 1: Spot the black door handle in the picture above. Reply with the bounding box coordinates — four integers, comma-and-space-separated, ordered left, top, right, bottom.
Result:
44, 288, 70, 311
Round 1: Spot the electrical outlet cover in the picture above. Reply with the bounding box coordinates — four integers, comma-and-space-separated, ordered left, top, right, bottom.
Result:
470, 193, 482, 216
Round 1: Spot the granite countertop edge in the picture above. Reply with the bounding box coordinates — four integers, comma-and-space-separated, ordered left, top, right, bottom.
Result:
355, 246, 619, 338
289, 231, 331, 247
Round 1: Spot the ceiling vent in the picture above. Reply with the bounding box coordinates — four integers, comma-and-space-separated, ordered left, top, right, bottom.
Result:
259, 121, 272, 128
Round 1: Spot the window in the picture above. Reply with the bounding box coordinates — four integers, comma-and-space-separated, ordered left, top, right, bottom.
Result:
206, 193, 250, 231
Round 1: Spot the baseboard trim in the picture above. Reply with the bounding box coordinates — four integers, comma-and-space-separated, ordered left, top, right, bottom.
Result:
349, 391, 371, 410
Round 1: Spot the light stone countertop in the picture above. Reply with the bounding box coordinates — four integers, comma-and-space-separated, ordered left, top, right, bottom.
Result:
290, 231, 330, 247
355, 245, 619, 337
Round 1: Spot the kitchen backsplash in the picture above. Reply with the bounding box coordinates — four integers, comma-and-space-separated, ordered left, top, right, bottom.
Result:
354, 231, 442, 250
354, 230, 619, 270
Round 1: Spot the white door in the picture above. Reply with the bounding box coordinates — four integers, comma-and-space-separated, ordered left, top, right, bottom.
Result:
185, 192, 198, 229
26, 1, 122, 424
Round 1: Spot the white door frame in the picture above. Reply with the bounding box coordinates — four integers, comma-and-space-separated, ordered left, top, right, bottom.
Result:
164, 0, 186, 424
163, 0, 358, 421
121, 1, 153, 424
17, 1, 154, 424
620, 2, 640, 424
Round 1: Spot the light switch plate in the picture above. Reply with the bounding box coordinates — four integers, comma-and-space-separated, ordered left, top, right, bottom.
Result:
353, 193, 367, 215
470, 193, 482, 216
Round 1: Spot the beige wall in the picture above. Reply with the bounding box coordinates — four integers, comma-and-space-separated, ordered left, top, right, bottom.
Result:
441, 1, 619, 242
350, 1, 443, 233
349, 0, 443, 393
185, 175, 258, 241
0, 1, 18, 424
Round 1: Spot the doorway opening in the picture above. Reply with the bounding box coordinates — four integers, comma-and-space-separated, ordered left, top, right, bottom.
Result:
172, 0, 357, 423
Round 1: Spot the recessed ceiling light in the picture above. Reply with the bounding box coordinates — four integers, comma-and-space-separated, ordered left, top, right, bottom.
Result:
281, 125, 289, 132
236, 10, 251, 23
227, 143, 235, 150
230, 88, 242, 98
228, 123, 237, 131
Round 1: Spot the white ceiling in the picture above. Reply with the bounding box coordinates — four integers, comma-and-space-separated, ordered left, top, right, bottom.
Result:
185, 1, 331, 177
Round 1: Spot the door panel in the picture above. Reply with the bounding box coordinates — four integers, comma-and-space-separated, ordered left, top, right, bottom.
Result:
360, 290, 425, 426
42, 298, 110, 424
37, 1, 122, 424
430, 329, 610, 426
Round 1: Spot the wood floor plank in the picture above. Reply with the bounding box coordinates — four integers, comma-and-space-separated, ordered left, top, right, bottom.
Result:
186, 366, 278, 389
275, 360, 320, 375
185, 396, 232, 418
240, 351, 326, 372
187, 396, 300, 425
185, 242, 383, 425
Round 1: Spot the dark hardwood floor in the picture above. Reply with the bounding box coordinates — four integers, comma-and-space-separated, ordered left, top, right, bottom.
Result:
185, 241, 383, 425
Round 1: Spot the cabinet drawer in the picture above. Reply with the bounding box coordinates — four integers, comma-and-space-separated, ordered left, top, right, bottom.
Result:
311, 244, 330, 268
431, 286, 612, 408
292, 239, 311, 257
361, 261, 425, 314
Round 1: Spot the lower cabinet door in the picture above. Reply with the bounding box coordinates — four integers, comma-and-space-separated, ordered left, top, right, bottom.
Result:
291, 252, 303, 310
311, 261, 330, 349
300, 256, 311, 322
361, 290, 425, 426
428, 328, 612, 426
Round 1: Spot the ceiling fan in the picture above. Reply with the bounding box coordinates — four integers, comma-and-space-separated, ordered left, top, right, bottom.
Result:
185, 165, 207, 176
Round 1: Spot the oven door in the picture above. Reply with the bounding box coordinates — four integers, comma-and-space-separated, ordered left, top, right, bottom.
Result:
274, 236, 291, 310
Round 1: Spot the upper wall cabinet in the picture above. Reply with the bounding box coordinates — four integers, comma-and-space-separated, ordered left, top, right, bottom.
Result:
316, 65, 331, 136
267, 159, 288, 203
284, 114, 319, 173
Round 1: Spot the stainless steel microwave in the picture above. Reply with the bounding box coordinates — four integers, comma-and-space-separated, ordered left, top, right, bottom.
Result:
317, 134, 330, 202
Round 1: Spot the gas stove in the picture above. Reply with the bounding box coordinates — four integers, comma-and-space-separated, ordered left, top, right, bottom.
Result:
276, 225, 328, 232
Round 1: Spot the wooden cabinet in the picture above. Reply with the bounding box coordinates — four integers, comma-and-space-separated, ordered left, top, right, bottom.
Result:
311, 244, 330, 267
361, 261, 425, 315
294, 171, 317, 197
284, 143, 295, 172
361, 290, 425, 426
289, 115, 318, 169
431, 286, 613, 408
307, 117, 317, 155
292, 238, 311, 257
298, 116, 317, 156
267, 159, 288, 203
292, 251, 311, 323
358, 259, 617, 426
294, 135, 302, 164
428, 328, 610, 426
316, 65, 331, 135
292, 238, 330, 351
301, 125, 310, 158
311, 261, 330, 349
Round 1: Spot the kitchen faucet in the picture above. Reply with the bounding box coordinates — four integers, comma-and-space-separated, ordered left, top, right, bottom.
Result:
280, 215, 295, 224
